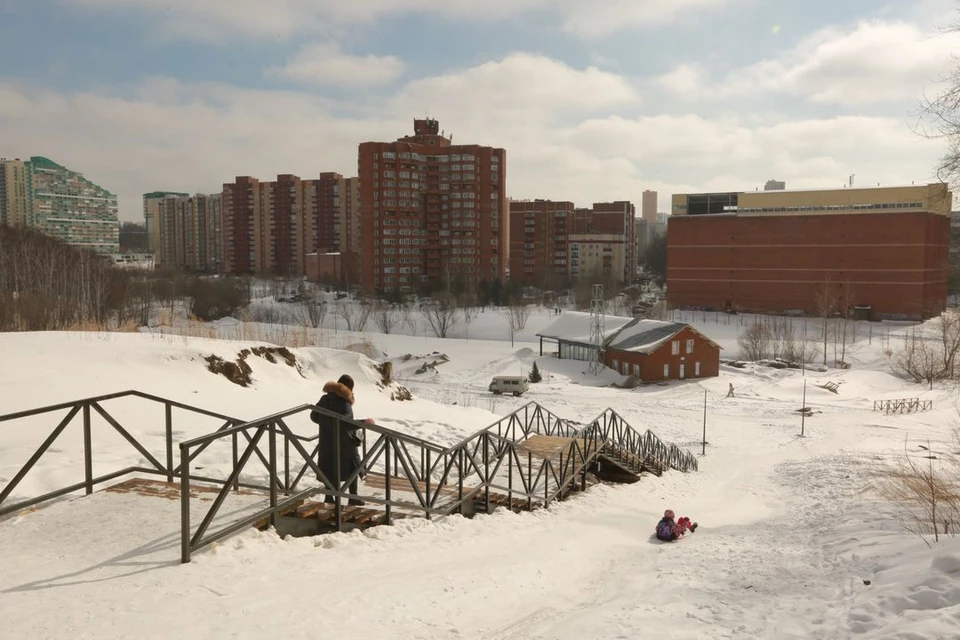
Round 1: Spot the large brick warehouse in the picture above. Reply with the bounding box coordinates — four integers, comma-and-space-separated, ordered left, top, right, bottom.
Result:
667, 183, 952, 320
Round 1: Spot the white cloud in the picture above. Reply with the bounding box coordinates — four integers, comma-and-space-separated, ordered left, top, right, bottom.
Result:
655, 63, 708, 99
268, 44, 405, 88
63, 0, 739, 40
392, 53, 639, 140
550, 0, 739, 38
0, 51, 946, 223
725, 21, 960, 105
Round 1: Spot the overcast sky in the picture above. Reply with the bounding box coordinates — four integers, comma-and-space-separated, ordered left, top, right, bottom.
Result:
1, 0, 958, 221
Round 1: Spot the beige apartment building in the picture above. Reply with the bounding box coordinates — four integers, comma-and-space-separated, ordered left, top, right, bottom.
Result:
0, 158, 30, 227
153, 193, 222, 272
569, 233, 629, 283
144, 191, 188, 253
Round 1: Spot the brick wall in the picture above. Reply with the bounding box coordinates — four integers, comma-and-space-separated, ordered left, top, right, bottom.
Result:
667, 212, 949, 319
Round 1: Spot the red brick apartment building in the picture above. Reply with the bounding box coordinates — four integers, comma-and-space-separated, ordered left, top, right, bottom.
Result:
358, 119, 508, 295
509, 200, 635, 288
667, 183, 952, 319
222, 173, 358, 276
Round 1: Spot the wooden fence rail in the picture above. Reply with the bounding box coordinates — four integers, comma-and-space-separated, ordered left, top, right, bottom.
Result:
872, 398, 933, 414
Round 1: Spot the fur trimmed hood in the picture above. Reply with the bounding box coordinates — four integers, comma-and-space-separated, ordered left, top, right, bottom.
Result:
323, 380, 355, 404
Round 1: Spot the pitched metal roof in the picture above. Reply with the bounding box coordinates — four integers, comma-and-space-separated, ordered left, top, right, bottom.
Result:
535, 311, 635, 344
606, 320, 688, 354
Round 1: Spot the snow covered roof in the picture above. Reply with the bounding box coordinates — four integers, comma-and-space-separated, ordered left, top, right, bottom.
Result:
606, 320, 687, 354
535, 311, 634, 345
606, 319, 724, 354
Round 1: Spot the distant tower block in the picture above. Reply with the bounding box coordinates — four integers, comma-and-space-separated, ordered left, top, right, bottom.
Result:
589, 283, 605, 376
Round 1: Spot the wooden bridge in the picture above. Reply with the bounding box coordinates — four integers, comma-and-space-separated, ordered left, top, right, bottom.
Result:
0, 391, 698, 562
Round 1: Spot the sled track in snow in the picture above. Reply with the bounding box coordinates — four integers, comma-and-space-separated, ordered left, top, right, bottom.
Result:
0, 390, 698, 562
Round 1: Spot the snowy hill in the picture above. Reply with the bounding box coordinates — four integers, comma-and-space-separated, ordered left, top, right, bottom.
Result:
2, 311, 960, 639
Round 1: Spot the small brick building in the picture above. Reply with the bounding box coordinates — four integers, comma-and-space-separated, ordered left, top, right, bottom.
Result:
536, 312, 721, 382
603, 320, 721, 382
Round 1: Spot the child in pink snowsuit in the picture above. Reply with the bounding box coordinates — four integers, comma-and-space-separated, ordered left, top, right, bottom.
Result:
655, 510, 698, 541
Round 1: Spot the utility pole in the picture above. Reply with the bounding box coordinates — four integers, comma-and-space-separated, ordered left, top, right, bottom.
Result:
589, 284, 605, 376
702, 389, 707, 455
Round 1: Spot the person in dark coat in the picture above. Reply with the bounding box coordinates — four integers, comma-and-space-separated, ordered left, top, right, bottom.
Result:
310, 374, 369, 505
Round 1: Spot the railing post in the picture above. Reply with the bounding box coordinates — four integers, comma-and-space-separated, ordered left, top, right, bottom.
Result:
457, 448, 464, 515
268, 422, 278, 528
544, 461, 549, 508
231, 431, 239, 491
180, 442, 191, 564
165, 403, 174, 483
425, 449, 432, 521
507, 445, 513, 509
82, 403, 93, 495
483, 434, 490, 513
284, 433, 290, 492
385, 438, 393, 526
527, 450, 533, 511
334, 416, 342, 532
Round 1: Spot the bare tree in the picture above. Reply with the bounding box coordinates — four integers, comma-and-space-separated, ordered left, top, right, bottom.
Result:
937, 310, 960, 379
892, 327, 947, 389
872, 439, 960, 545
738, 318, 773, 361
334, 297, 372, 332
814, 277, 837, 365
421, 294, 460, 338
334, 299, 358, 331
399, 303, 417, 334
296, 284, 327, 329
917, 22, 960, 192
498, 303, 532, 347
509, 303, 531, 333
372, 301, 398, 334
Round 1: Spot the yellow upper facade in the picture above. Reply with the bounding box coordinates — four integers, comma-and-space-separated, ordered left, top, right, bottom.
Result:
672, 183, 952, 218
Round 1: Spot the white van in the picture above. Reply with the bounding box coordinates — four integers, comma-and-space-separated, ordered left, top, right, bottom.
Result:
489, 376, 530, 396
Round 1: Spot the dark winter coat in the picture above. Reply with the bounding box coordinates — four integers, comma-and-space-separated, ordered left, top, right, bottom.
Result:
310, 381, 363, 485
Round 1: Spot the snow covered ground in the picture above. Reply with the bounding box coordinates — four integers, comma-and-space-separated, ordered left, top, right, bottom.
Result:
2, 306, 960, 639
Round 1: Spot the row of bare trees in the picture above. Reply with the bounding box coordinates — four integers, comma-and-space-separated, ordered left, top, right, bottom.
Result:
0, 226, 257, 331
890, 311, 960, 389
737, 316, 819, 363
0, 226, 125, 330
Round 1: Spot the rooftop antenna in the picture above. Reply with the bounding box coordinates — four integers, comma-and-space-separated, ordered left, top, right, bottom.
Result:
589, 284, 605, 376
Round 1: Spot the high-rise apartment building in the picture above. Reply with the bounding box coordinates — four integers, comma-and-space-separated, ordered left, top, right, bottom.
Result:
27, 156, 119, 253
509, 200, 636, 287
642, 190, 658, 224
340, 176, 361, 255
509, 199, 576, 289
222, 172, 355, 276
358, 119, 508, 295
590, 201, 637, 281
144, 191, 188, 253
152, 193, 222, 272
0, 158, 30, 227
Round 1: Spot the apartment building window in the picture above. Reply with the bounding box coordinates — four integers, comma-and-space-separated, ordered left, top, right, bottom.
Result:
671, 341, 680, 355
663, 364, 669, 378
695, 362, 701, 376
686, 339, 695, 354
